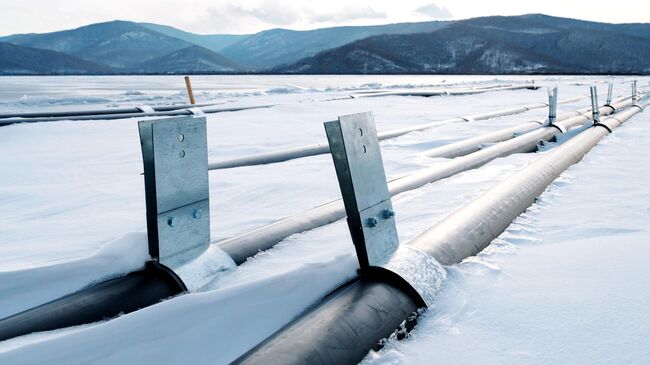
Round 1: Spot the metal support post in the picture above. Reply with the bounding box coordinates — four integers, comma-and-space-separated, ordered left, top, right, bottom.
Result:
138, 116, 211, 269
590, 86, 601, 125
325, 112, 444, 307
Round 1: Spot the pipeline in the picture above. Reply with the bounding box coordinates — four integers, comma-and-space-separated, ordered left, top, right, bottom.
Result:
220, 96, 635, 265
234, 97, 649, 365
419, 94, 629, 159
0, 104, 274, 126
0, 101, 221, 120
0, 88, 629, 344
351, 83, 536, 98
0, 262, 186, 342
0, 83, 533, 127
207, 94, 583, 170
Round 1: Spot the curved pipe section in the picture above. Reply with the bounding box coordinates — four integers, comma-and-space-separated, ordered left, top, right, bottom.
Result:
0, 262, 186, 342
235, 98, 648, 365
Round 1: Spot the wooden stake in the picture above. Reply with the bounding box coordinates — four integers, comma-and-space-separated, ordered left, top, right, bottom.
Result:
184, 76, 196, 105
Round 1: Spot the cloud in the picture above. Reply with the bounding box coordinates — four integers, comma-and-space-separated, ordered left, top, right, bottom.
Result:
227, 0, 302, 26
415, 3, 453, 19
309, 6, 387, 23
204, 2, 388, 31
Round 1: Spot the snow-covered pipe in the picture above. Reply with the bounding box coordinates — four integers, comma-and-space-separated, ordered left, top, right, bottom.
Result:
0, 101, 221, 120
207, 94, 583, 170
410, 98, 648, 265
234, 98, 648, 365
351, 83, 537, 98
418, 95, 629, 159
220, 96, 635, 264
0, 262, 186, 342
0, 104, 274, 126
0, 116, 213, 342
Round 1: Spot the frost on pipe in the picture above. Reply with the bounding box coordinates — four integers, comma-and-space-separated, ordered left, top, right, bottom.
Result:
235, 98, 648, 365
207, 94, 580, 171
219, 97, 634, 265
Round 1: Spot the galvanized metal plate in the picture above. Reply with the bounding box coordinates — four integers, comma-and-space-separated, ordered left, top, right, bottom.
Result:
139, 116, 210, 266
326, 112, 391, 211
149, 117, 209, 213
325, 112, 398, 268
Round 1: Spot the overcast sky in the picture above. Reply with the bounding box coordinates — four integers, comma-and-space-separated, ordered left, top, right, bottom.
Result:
1, 0, 649, 36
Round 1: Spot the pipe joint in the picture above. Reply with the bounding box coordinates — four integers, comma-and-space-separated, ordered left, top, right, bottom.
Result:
593, 122, 613, 133
547, 123, 567, 133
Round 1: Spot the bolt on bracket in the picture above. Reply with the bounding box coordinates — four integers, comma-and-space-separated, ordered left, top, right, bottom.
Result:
325, 112, 398, 269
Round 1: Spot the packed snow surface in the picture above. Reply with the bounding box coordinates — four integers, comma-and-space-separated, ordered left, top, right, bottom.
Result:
0, 75, 648, 364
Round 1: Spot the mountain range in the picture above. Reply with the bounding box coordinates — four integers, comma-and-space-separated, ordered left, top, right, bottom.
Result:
0, 14, 648, 75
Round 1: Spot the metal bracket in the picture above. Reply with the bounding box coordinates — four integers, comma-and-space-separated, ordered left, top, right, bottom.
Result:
325, 112, 397, 269
606, 82, 613, 106
138, 116, 211, 268
590, 86, 601, 125
545, 86, 566, 133
547, 86, 558, 125
325, 112, 443, 307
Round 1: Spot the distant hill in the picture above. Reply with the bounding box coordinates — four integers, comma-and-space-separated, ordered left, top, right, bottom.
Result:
220, 21, 450, 69
136, 45, 242, 73
139, 23, 249, 52
1, 14, 649, 75
0, 21, 192, 69
0, 42, 114, 75
0, 20, 240, 72
277, 15, 650, 74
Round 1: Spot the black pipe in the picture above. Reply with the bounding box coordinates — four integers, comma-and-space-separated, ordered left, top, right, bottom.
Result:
235, 101, 649, 364
0, 261, 186, 342
234, 276, 419, 365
